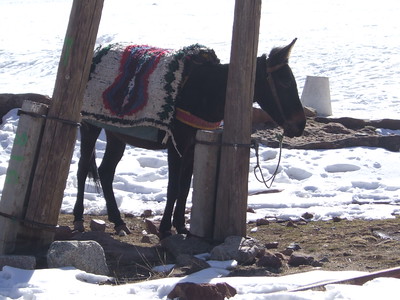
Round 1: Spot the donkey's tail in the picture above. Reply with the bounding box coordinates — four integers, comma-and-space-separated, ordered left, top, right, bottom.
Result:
88, 152, 101, 192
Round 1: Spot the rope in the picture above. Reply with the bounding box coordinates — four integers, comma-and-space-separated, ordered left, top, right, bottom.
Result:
18, 109, 81, 127
253, 134, 284, 188
0, 210, 57, 231
196, 134, 284, 188
195, 139, 253, 149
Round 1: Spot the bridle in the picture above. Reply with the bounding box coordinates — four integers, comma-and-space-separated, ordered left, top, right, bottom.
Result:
265, 58, 289, 125
252, 57, 289, 188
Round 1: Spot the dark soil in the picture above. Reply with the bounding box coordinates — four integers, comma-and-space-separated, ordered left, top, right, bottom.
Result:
57, 214, 400, 283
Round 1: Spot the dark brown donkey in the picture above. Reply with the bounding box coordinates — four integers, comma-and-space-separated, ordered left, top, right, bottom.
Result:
73, 39, 306, 239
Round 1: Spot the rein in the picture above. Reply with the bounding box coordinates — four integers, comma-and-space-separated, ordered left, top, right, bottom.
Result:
253, 134, 284, 188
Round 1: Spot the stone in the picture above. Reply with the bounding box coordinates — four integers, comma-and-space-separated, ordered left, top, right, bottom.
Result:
0, 255, 36, 270
90, 219, 106, 232
301, 212, 314, 220
288, 253, 315, 267
236, 246, 259, 265
287, 242, 301, 251
210, 236, 262, 264
141, 209, 153, 218
167, 282, 237, 300
281, 248, 294, 256
176, 254, 210, 275
140, 234, 159, 244
54, 225, 73, 240
144, 219, 159, 235
256, 251, 283, 269
47, 240, 109, 275
286, 221, 298, 228
265, 242, 279, 249
256, 218, 269, 226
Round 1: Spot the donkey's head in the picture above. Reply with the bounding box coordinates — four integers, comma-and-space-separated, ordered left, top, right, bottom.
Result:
255, 39, 306, 137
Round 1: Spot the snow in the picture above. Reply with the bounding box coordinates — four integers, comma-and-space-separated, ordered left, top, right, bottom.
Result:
1, 0, 400, 299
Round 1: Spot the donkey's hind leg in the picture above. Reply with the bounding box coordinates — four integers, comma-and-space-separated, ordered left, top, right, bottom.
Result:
98, 131, 131, 234
73, 122, 102, 232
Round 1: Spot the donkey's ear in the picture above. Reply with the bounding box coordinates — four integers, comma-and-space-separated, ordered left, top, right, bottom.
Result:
269, 38, 297, 63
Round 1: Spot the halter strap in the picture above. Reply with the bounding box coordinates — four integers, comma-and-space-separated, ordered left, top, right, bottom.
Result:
266, 61, 288, 73
265, 59, 289, 124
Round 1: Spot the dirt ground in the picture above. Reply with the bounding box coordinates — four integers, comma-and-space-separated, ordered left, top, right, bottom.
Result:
57, 213, 400, 283
56, 116, 400, 283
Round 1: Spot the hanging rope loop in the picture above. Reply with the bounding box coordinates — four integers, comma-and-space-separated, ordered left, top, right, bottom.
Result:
252, 133, 284, 188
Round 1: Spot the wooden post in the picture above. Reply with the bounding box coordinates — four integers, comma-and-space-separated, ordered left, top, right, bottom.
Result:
16, 0, 104, 252
213, 0, 261, 241
190, 130, 222, 239
0, 101, 48, 254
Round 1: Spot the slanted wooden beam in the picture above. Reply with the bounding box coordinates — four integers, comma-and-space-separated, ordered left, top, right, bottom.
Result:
15, 0, 104, 252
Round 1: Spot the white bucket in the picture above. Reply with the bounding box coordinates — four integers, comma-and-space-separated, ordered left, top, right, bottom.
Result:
301, 76, 332, 116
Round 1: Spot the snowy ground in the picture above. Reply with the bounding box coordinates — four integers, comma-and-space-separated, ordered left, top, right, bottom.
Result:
1, 0, 400, 299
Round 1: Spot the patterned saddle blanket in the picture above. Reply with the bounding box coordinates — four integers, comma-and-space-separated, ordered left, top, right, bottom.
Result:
82, 43, 219, 143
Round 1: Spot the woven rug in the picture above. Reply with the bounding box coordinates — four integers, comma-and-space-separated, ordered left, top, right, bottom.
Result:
82, 43, 219, 142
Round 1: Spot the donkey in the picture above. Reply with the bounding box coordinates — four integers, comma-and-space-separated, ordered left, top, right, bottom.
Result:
73, 39, 306, 239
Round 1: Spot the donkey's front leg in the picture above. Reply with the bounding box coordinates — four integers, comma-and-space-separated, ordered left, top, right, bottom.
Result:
98, 132, 131, 235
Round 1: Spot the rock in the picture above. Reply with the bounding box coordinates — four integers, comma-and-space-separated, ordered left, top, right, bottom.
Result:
274, 252, 286, 261
54, 225, 73, 240
210, 236, 262, 264
167, 282, 237, 300
176, 254, 210, 275
265, 242, 279, 249
247, 207, 256, 213
288, 253, 315, 267
256, 251, 282, 269
286, 221, 298, 228
281, 248, 294, 256
0, 255, 36, 270
90, 219, 106, 232
124, 213, 134, 218
141, 209, 153, 218
301, 212, 314, 220
47, 240, 109, 275
144, 219, 159, 235
256, 218, 269, 226
236, 246, 259, 265
287, 242, 301, 251
140, 234, 159, 244
304, 106, 317, 117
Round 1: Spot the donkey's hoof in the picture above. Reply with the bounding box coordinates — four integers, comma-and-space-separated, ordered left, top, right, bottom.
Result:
115, 224, 131, 235
73, 220, 85, 232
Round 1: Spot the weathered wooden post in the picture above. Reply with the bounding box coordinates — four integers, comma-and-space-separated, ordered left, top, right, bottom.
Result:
190, 129, 222, 239
0, 101, 48, 254
15, 0, 104, 252
213, 0, 262, 241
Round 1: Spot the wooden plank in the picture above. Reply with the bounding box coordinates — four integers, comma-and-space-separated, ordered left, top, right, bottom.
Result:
190, 130, 222, 239
287, 266, 400, 292
16, 0, 104, 252
0, 101, 48, 254
213, 0, 262, 241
